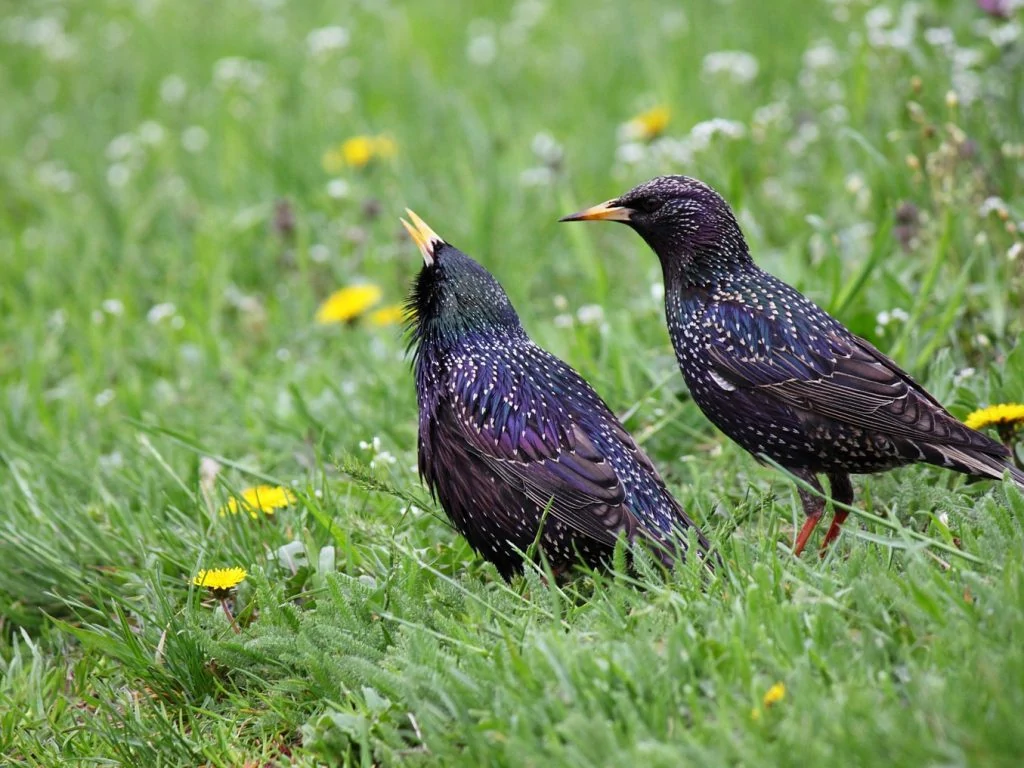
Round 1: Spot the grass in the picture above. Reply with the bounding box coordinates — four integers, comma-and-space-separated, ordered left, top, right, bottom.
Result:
2, 0, 1024, 764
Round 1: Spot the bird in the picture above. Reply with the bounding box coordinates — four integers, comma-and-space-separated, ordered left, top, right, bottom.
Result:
561, 175, 1024, 556
401, 208, 716, 580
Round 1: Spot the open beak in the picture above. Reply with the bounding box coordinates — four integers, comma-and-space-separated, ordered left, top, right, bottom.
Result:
400, 208, 445, 266
559, 199, 633, 223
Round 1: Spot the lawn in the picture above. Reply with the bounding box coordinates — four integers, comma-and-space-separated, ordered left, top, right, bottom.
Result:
2, 0, 1024, 764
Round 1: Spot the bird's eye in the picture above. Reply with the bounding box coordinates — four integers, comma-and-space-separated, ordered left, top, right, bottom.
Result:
630, 197, 663, 215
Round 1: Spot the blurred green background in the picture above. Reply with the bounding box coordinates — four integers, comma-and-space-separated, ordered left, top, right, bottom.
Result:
2, 0, 1023, 764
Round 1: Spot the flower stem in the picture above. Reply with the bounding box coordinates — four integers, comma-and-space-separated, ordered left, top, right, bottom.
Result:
220, 598, 241, 634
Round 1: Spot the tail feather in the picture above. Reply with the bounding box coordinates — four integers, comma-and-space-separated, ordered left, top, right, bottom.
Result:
925, 444, 1024, 490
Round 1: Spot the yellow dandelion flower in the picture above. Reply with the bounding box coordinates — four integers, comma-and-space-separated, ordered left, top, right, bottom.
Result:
193, 566, 247, 595
368, 304, 409, 327
315, 284, 383, 325
621, 105, 671, 142
342, 135, 375, 167
220, 485, 297, 517
763, 682, 786, 708
964, 403, 1024, 431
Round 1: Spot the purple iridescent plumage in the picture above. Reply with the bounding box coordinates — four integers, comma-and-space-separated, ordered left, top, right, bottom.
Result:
404, 214, 715, 579
562, 175, 1024, 555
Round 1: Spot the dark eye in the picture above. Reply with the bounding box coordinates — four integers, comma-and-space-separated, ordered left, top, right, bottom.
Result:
630, 197, 663, 215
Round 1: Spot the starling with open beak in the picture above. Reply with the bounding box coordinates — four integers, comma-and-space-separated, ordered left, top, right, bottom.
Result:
403, 209, 716, 579
562, 176, 1024, 555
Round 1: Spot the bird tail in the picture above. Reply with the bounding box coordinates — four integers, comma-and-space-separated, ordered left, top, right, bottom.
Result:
925, 444, 1024, 490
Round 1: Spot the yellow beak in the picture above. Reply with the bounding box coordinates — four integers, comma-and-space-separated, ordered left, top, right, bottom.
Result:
559, 199, 632, 223
400, 208, 445, 265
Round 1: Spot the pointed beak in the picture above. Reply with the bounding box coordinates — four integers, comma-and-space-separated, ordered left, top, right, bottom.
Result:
400, 208, 445, 266
559, 199, 633, 223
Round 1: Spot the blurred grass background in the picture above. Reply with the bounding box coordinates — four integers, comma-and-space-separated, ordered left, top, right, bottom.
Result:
2, 0, 1024, 764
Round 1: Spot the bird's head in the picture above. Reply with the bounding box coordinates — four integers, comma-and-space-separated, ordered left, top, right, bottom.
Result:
560, 175, 752, 285
402, 210, 521, 351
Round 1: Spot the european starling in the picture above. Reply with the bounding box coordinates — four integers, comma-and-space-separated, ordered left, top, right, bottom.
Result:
401, 209, 714, 579
562, 175, 1024, 555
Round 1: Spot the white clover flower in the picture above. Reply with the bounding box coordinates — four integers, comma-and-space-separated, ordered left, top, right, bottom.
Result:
102, 298, 125, 316
553, 314, 574, 328
306, 26, 350, 57
326, 178, 350, 199
106, 163, 131, 188
94, 389, 116, 408
530, 132, 563, 165
139, 120, 166, 146
213, 57, 266, 91
467, 34, 497, 66
159, 74, 188, 104
309, 244, 330, 263
803, 41, 840, 70
689, 118, 745, 151
106, 133, 139, 162
34, 161, 75, 193
615, 141, 648, 165
181, 126, 209, 153
923, 27, 955, 47
147, 302, 177, 324
979, 196, 1008, 217
576, 304, 605, 325
701, 51, 758, 83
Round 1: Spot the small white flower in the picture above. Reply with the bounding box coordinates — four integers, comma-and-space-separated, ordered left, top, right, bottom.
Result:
306, 26, 350, 57
147, 302, 177, 324
615, 141, 648, 165
106, 163, 131, 188
553, 295, 568, 311
106, 133, 138, 161
309, 244, 330, 263
864, 7, 894, 31
953, 367, 976, 387
689, 118, 745, 151
650, 282, 665, 302
1008, 242, 1022, 261
181, 126, 209, 153
370, 451, 397, 469
923, 27, 955, 47
94, 389, 116, 408
467, 34, 497, 66
531, 132, 563, 165
990, 20, 1022, 47
138, 120, 166, 146
553, 313, 574, 328
701, 51, 759, 83
102, 298, 125, 316
212, 56, 265, 91
576, 304, 605, 325
803, 40, 840, 70
326, 178, 350, 199
99, 451, 124, 470
159, 74, 188, 104
979, 197, 1008, 217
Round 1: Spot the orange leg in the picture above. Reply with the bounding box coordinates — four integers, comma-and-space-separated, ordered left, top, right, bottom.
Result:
791, 469, 825, 557
819, 472, 854, 557
793, 513, 823, 556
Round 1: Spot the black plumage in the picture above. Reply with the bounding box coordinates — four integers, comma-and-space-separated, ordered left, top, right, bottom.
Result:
562, 175, 1024, 555
401, 209, 714, 579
